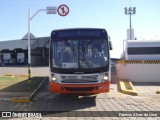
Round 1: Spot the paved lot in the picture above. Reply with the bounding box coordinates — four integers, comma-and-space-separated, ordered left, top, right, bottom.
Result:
0, 67, 49, 76
0, 66, 160, 120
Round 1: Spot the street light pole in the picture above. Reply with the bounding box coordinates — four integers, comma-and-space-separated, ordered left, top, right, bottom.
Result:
27, 7, 57, 80
124, 7, 136, 40
129, 13, 131, 40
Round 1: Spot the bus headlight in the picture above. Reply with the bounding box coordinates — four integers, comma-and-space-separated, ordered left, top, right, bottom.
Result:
51, 73, 57, 82
102, 73, 109, 81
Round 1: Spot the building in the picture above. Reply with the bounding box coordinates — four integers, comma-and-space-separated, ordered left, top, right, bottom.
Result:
0, 33, 118, 67
122, 40, 160, 60
0, 33, 49, 66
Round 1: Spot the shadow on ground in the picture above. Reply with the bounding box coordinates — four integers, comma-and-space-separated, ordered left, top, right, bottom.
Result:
0, 77, 45, 92
37, 94, 97, 117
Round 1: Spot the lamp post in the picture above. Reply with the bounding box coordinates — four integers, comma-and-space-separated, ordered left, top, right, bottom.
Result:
124, 7, 136, 40
28, 7, 56, 80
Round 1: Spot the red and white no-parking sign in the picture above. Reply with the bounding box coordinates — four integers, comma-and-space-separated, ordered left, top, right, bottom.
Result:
57, 4, 69, 16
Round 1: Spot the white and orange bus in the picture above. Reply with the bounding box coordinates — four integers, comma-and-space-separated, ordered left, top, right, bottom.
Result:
49, 28, 112, 93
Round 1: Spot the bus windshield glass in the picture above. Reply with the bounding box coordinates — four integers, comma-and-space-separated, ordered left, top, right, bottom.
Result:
51, 39, 108, 69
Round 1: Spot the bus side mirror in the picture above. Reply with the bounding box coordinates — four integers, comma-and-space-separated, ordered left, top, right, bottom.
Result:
109, 41, 113, 50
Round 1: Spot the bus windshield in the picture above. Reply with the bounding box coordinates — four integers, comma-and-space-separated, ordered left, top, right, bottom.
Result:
51, 39, 109, 69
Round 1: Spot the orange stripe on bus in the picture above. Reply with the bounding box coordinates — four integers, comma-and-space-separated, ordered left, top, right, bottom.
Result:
50, 81, 110, 94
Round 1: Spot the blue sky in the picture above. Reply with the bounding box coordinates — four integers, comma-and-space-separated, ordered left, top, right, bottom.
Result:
0, 0, 160, 58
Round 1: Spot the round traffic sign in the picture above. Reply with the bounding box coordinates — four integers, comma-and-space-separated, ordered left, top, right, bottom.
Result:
57, 4, 69, 16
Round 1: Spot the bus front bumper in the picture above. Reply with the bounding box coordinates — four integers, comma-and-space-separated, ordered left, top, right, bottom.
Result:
50, 81, 110, 93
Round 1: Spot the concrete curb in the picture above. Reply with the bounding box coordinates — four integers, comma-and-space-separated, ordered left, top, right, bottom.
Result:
11, 97, 31, 103
119, 79, 138, 96
3, 74, 15, 78
11, 77, 47, 103
156, 89, 160, 94
29, 77, 47, 100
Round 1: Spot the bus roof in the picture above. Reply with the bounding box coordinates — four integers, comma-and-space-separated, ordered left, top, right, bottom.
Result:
51, 28, 106, 32
51, 28, 108, 38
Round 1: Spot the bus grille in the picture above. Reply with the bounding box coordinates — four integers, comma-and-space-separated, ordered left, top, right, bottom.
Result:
61, 75, 98, 83
64, 87, 95, 91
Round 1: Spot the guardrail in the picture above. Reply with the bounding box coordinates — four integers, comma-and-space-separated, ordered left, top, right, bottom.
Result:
117, 60, 160, 64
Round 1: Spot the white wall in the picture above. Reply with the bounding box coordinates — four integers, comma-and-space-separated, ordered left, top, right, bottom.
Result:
116, 63, 160, 82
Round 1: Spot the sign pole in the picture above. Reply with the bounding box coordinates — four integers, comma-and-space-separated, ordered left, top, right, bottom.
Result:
27, 7, 57, 81
27, 5, 68, 81
28, 9, 31, 82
